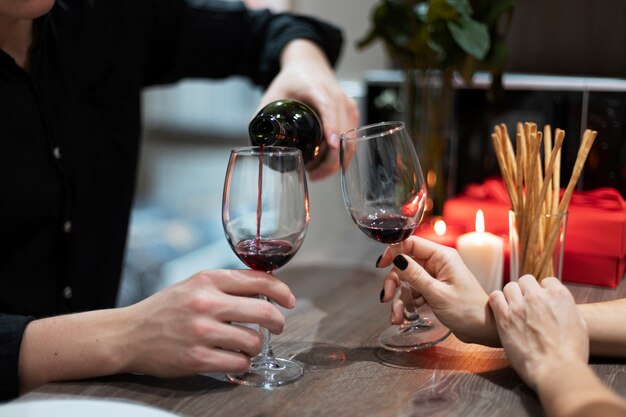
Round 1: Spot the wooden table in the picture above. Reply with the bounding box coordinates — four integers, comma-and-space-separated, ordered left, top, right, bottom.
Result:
20, 238, 626, 417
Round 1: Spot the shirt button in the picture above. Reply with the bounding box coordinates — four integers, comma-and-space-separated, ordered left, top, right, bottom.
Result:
53, 147, 62, 159
63, 220, 72, 233
63, 286, 73, 299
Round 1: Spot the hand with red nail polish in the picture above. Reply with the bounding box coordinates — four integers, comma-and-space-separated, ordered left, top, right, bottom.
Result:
377, 236, 500, 347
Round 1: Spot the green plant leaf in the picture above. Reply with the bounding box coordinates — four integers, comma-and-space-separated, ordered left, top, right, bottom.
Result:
447, 15, 490, 60
356, 0, 514, 99
446, 0, 473, 16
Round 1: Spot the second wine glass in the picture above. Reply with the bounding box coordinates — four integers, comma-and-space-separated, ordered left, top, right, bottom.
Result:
340, 121, 451, 352
222, 146, 308, 386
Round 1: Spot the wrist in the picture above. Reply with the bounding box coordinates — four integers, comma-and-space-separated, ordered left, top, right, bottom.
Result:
280, 39, 331, 69
18, 308, 131, 392
533, 357, 619, 417
457, 293, 501, 347
106, 306, 135, 374
576, 300, 626, 358
478, 294, 501, 347
533, 354, 585, 390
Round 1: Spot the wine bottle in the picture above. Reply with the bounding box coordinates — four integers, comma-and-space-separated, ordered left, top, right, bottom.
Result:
249, 99, 326, 170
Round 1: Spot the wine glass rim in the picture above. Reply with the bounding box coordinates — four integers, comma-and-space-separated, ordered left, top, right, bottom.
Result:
340, 121, 406, 142
230, 146, 303, 156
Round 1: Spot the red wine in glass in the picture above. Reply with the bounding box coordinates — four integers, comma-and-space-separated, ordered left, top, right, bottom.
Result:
243, 145, 298, 271
222, 146, 308, 387
235, 239, 296, 272
340, 121, 450, 355
357, 214, 416, 244
255, 144, 264, 243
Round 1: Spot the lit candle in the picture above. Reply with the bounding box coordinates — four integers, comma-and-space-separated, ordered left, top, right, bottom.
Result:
414, 218, 464, 248
455, 210, 504, 293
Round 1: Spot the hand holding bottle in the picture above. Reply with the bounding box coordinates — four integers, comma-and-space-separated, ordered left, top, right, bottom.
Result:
257, 39, 358, 180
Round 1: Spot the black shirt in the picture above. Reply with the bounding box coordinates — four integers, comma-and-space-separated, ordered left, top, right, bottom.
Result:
0, 0, 342, 399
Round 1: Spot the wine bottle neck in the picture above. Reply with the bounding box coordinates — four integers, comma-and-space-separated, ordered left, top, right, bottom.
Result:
249, 115, 289, 146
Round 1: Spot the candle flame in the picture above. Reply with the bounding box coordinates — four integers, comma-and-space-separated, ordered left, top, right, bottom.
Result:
434, 219, 447, 236
427, 170, 437, 188
475, 210, 485, 233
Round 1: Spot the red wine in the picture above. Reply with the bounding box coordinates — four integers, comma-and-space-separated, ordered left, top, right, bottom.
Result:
357, 214, 415, 244
235, 239, 296, 272
256, 144, 264, 242
249, 99, 326, 170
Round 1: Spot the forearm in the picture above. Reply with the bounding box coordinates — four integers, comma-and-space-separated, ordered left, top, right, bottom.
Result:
535, 359, 626, 417
18, 307, 133, 393
480, 296, 626, 352
577, 299, 626, 357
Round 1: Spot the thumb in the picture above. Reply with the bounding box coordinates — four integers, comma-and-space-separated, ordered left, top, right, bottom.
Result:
390, 254, 442, 301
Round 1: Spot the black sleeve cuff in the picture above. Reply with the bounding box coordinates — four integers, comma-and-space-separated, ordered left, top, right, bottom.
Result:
253, 12, 344, 87
144, 1, 344, 88
0, 315, 35, 400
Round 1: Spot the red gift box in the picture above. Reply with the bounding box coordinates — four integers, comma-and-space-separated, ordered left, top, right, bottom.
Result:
443, 178, 626, 288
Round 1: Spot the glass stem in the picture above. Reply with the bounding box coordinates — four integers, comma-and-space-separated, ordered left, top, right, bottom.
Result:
256, 294, 281, 367
257, 295, 278, 365
390, 243, 422, 323
399, 282, 421, 322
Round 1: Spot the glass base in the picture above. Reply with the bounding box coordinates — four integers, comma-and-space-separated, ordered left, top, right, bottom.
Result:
378, 306, 451, 352
226, 357, 303, 387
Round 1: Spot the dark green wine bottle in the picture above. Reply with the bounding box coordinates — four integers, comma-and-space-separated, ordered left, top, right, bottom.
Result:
249, 99, 326, 170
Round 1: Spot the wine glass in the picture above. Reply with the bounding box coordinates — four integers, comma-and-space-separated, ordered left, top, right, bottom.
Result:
340, 121, 450, 353
222, 146, 308, 387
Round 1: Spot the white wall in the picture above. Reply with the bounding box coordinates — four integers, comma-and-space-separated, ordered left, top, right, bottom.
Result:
293, 0, 388, 81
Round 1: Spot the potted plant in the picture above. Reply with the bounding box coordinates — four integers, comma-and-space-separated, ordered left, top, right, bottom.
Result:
358, 0, 515, 215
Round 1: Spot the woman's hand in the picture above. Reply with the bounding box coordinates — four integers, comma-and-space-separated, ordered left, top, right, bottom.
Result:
487, 277, 626, 417
258, 39, 358, 180
489, 276, 588, 388
377, 236, 499, 346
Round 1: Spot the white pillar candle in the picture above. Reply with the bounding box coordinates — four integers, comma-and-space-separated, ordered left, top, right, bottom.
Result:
456, 210, 504, 293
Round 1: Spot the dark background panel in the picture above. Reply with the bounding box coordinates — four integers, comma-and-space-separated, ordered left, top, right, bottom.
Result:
365, 77, 625, 197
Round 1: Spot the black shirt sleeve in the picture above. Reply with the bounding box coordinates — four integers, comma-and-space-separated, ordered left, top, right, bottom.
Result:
0, 315, 35, 400
139, 0, 343, 87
